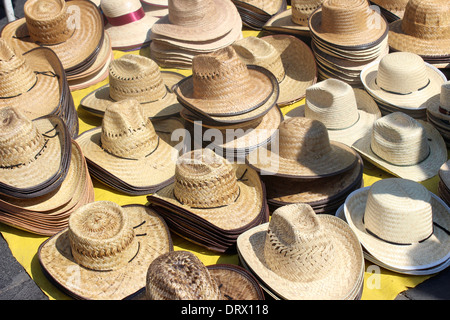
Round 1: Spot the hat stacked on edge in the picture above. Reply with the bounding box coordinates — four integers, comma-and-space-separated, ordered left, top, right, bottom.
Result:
175, 46, 282, 161
308, 0, 389, 87
246, 117, 362, 214
38, 201, 173, 299
149, 0, 243, 69
147, 148, 269, 253
0, 107, 94, 236
75, 99, 180, 195
426, 81, 450, 145
231, 0, 287, 30
237, 203, 365, 300
438, 160, 450, 207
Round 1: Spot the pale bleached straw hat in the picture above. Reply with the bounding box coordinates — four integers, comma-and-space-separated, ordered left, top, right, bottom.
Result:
352, 112, 447, 182
426, 81, 450, 122
38, 201, 173, 300
344, 178, 450, 271
246, 117, 359, 179
232, 34, 317, 106
80, 54, 184, 119
237, 203, 364, 300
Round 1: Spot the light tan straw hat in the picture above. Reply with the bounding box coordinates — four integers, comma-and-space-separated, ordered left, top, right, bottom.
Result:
237, 203, 364, 300
246, 117, 359, 179
232, 35, 317, 106
426, 81, 450, 122
80, 54, 184, 119
352, 112, 447, 182
344, 178, 450, 270
38, 201, 173, 300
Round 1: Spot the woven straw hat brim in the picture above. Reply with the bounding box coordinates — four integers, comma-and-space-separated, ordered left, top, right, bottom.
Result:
80, 71, 185, 119
68, 51, 112, 91
352, 120, 447, 182
38, 205, 173, 300
360, 60, 447, 109
236, 214, 364, 300
1, 1, 104, 70
344, 187, 450, 270
75, 127, 177, 188
232, 0, 285, 16
263, 8, 309, 33
426, 94, 450, 122
141, 0, 167, 6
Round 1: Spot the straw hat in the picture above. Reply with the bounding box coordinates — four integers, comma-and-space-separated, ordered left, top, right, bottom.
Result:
75, 99, 178, 193
360, 52, 447, 109
38, 201, 173, 299
102, 0, 159, 50
388, 0, 450, 58
233, 0, 285, 16
344, 178, 450, 270
80, 54, 184, 119
246, 117, 359, 179
426, 81, 450, 122
309, 0, 388, 48
237, 203, 364, 300
232, 35, 317, 106
352, 112, 447, 182
371, 0, 408, 19
1, 0, 104, 71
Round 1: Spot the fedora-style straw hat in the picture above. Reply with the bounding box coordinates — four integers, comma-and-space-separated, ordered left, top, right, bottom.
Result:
246, 117, 359, 179
344, 178, 450, 271
236, 203, 365, 300
232, 35, 317, 106
38, 201, 173, 299
80, 54, 184, 119
352, 112, 447, 182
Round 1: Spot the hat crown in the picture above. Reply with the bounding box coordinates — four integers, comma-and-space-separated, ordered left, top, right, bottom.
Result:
173, 149, 240, 209
146, 251, 222, 300
305, 78, 359, 130
376, 52, 429, 95
101, 0, 142, 17
68, 201, 138, 271
440, 81, 450, 111
291, 0, 324, 25
100, 99, 159, 159
364, 178, 433, 244
109, 54, 167, 103
263, 204, 336, 282
370, 112, 430, 166
168, 0, 215, 27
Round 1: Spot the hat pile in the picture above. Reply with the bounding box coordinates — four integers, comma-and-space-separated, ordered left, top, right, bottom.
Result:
0, 107, 94, 236
246, 117, 362, 214
147, 148, 270, 253
237, 203, 365, 300
339, 178, 450, 275
231, 0, 287, 30
149, 0, 243, 69
175, 46, 282, 161
308, 0, 389, 87
426, 82, 450, 146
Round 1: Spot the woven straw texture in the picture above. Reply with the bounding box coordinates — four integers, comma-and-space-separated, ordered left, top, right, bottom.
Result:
426, 81, 450, 121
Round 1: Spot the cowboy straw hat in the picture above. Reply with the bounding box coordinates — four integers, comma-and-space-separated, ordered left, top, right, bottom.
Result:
80, 54, 184, 119
236, 203, 364, 300
344, 178, 450, 271
232, 34, 317, 106
38, 201, 173, 300
1, 0, 104, 71
246, 117, 359, 179
352, 112, 447, 182
426, 81, 450, 122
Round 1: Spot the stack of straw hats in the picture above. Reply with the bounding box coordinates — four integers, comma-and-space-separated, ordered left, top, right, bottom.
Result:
149, 0, 243, 69
231, 0, 287, 30
1, 0, 112, 91
0, 107, 94, 236
175, 46, 282, 161
76, 99, 180, 196
237, 203, 365, 300
308, 0, 389, 87
337, 178, 450, 275
147, 148, 269, 253
0, 39, 79, 139
245, 117, 362, 214
426, 82, 450, 146
38, 201, 174, 299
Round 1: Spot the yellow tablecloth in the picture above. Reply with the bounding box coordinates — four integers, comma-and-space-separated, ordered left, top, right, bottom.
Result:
0, 29, 443, 300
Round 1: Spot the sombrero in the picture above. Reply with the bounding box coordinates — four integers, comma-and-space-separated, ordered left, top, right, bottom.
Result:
38, 201, 173, 300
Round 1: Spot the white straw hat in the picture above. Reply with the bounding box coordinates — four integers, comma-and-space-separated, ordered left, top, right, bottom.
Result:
426, 81, 450, 122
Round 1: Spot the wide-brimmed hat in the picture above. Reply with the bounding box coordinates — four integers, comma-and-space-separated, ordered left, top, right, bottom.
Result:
246, 117, 359, 179
352, 112, 447, 182
344, 178, 450, 271
80, 54, 184, 119
1, 0, 104, 72
232, 35, 317, 106
38, 201, 173, 300
237, 203, 364, 300
426, 81, 450, 122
